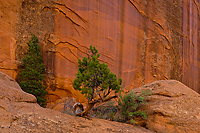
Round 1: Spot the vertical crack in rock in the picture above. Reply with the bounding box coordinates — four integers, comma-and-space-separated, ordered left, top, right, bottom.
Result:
141, 33, 147, 83
118, 0, 126, 79
165, 0, 182, 80
138, 1, 152, 84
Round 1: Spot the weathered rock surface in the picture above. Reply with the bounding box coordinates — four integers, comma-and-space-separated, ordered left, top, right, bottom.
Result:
0, 71, 36, 103
132, 80, 200, 133
0, 71, 154, 133
0, 0, 200, 105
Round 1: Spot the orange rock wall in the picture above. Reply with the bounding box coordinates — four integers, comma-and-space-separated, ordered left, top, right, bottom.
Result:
0, 0, 200, 103
52, 0, 200, 93
0, 0, 22, 78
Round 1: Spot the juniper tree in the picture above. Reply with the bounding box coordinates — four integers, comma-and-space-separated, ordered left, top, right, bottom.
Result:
19, 34, 47, 107
73, 46, 122, 116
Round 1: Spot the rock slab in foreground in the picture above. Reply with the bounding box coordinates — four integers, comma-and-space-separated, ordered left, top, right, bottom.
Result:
133, 80, 200, 133
0, 71, 153, 133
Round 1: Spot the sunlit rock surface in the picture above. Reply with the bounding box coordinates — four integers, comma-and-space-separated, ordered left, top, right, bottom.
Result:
132, 80, 200, 133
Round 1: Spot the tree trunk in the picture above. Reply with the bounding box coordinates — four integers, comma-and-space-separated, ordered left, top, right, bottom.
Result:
76, 102, 96, 116
74, 95, 118, 117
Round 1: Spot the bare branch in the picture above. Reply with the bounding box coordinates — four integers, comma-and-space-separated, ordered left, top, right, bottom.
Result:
98, 93, 103, 102
102, 95, 118, 102
104, 88, 111, 98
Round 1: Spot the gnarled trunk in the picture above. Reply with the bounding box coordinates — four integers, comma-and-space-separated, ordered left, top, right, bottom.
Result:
76, 102, 97, 116
73, 95, 118, 117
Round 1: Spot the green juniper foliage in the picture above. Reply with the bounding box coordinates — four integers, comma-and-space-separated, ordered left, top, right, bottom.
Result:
118, 89, 151, 124
73, 45, 122, 116
19, 34, 47, 107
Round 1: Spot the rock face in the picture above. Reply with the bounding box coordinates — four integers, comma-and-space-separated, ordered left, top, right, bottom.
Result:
0, 0, 200, 104
0, 71, 36, 103
1, 71, 199, 133
0, 71, 154, 133
132, 80, 200, 133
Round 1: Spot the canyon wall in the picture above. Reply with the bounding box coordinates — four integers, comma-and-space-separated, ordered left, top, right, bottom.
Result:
0, 0, 200, 103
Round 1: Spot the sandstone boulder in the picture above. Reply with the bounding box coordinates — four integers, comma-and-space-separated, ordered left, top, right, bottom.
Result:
0, 71, 36, 103
132, 80, 200, 133
0, 71, 153, 133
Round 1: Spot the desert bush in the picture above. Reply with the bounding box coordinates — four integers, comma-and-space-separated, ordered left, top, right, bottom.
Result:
118, 90, 151, 124
94, 102, 118, 120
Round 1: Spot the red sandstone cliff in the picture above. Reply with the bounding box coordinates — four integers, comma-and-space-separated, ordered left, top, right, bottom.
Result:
0, 0, 200, 103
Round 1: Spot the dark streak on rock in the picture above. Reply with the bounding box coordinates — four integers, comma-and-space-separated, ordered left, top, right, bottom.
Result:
153, 111, 170, 117
0, 106, 8, 111
41, 6, 86, 32
47, 50, 78, 65
57, 41, 87, 55
152, 92, 184, 98
52, 1, 90, 25
128, 0, 164, 30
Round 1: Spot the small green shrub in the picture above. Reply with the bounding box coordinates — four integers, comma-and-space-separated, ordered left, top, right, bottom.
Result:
19, 34, 47, 107
118, 89, 151, 124
95, 104, 118, 120
109, 112, 117, 121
